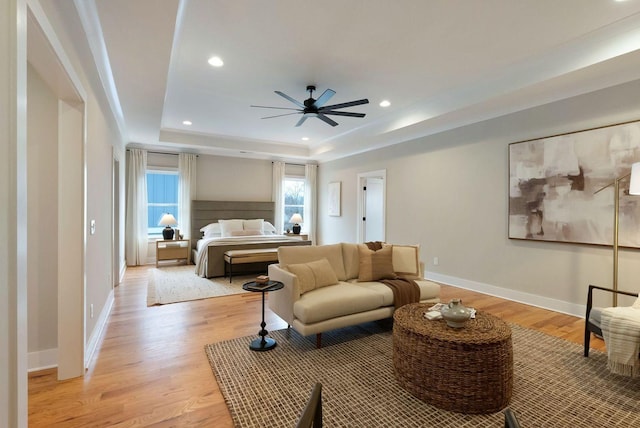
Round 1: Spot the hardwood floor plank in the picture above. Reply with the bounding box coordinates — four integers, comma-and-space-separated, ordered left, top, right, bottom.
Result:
28, 266, 602, 426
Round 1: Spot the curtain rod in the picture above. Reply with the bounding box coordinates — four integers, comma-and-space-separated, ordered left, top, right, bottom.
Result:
271, 161, 316, 167
126, 149, 198, 157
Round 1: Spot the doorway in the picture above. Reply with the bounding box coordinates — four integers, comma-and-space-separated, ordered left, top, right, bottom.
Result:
357, 170, 386, 243
28, 7, 86, 380
113, 156, 120, 286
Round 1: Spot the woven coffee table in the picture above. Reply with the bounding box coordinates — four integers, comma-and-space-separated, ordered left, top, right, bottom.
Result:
393, 303, 513, 414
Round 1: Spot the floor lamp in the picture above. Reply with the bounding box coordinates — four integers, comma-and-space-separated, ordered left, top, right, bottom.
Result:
594, 162, 640, 306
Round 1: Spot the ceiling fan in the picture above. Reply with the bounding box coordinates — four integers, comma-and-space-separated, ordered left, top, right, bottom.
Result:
251, 85, 369, 127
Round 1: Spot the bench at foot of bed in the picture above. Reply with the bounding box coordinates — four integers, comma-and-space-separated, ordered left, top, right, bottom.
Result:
223, 248, 279, 282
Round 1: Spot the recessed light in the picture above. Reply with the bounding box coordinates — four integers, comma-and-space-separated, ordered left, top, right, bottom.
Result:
302, 137, 309, 141
379, 100, 391, 107
208, 56, 224, 67
182, 120, 192, 126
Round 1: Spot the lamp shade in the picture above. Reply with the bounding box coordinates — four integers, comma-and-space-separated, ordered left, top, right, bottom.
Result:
629, 162, 640, 195
289, 213, 303, 224
159, 213, 178, 226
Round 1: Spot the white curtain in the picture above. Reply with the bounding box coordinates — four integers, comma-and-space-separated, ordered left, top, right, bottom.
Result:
125, 149, 148, 266
178, 153, 197, 240
304, 164, 318, 244
272, 161, 285, 233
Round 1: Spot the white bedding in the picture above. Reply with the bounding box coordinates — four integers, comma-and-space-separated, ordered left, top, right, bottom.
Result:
194, 234, 302, 277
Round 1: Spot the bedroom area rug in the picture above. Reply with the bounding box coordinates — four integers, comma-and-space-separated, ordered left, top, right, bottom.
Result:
147, 265, 252, 305
205, 321, 640, 427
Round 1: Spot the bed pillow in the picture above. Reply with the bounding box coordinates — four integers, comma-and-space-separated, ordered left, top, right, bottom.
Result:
392, 244, 421, 279
200, 222, 221, 235
263, 221, 277, 234
219, 219, 244, 237
243, 218, 264, 231
287, 258, 338, 294
358, 244, 397, 282
230, 229, 264, 236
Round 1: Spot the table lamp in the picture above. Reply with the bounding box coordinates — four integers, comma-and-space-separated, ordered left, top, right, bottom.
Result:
159, 213, 178, 240
289, 213, 303, 234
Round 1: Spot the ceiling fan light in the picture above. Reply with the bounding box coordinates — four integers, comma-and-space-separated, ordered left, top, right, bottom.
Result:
379, 100, 391, 107
182, 120, 192, 126
207, 56, 224, 67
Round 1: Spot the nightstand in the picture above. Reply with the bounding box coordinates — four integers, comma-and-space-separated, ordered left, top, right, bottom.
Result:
156, 239, 190, 267
284, 233, 308, 240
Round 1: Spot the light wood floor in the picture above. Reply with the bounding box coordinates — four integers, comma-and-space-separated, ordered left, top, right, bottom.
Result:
28, 266, 604, 427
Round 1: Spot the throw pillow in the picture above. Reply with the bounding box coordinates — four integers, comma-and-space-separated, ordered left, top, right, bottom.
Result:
287, 258, 339, 294
392, 245, 421, 279
358, 244, 397, 282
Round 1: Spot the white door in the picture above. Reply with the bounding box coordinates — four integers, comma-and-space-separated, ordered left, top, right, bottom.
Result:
364, 178, 384, 242
357, 170, 386, 243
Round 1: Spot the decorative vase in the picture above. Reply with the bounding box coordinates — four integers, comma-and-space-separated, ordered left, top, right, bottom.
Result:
440, 298, 472, 328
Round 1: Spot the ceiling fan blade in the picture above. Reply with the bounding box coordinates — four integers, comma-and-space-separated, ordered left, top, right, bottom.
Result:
275, 91, 305, 108
321, 111, 366, 118
316, 113, 339, 127
319, 98, 369, 111
295, 115, 310, 127
261, 112, 302, 119
251, 105, 301, 111
312, 89, 336, 108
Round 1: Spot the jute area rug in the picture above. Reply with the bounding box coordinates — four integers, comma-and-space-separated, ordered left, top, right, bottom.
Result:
147, 265, 252, 306
206, 320, 640, 427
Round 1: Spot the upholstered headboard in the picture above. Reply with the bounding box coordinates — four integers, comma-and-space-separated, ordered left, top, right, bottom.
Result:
190, 200, 275, 248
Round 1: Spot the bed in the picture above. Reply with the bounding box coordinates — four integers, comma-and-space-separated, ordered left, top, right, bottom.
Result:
190, 200, 311, 278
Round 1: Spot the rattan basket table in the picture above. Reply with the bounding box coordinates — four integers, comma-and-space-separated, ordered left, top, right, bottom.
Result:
393, 303, 513, 414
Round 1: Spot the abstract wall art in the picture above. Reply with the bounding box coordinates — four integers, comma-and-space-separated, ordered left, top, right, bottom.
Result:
509, 121, 640, 248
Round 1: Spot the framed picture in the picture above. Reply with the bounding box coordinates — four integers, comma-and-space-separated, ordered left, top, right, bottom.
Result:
508, 120, 640, 248
328, 181, 341, 217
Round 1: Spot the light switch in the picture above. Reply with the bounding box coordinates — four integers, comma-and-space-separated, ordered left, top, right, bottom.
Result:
90, 219, 96, 235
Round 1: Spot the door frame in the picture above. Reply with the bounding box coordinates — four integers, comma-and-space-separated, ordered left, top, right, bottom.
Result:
356, 169, 386, 243
28, 2, 87, 379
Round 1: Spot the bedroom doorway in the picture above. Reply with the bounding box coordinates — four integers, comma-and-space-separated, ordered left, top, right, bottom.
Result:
357, 170, 386, 243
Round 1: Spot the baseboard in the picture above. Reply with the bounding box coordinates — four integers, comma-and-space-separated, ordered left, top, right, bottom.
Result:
425, 272, 585, 318
119, 261, 127, 283
85, 288, 115, 369
28, 348, 58, 372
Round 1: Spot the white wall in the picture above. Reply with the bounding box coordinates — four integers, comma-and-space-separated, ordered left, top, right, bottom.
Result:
318, 78, 640, 316
26, 64, 59, 367
196, 155, 272, 201
84, 91, 119, 345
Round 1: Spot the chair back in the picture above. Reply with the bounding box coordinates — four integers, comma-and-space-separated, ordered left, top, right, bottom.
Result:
295, 383, 322, 428
504, 408, 522, 428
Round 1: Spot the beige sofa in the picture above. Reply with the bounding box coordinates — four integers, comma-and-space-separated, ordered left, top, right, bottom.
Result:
268, 242, 440, 347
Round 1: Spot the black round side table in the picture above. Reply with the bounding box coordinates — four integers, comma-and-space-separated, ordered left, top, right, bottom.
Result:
242, 280, 284, 351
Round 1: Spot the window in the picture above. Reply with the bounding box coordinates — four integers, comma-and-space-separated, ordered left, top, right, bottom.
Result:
147, 171, 178, 235
283, 178, 305, 232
